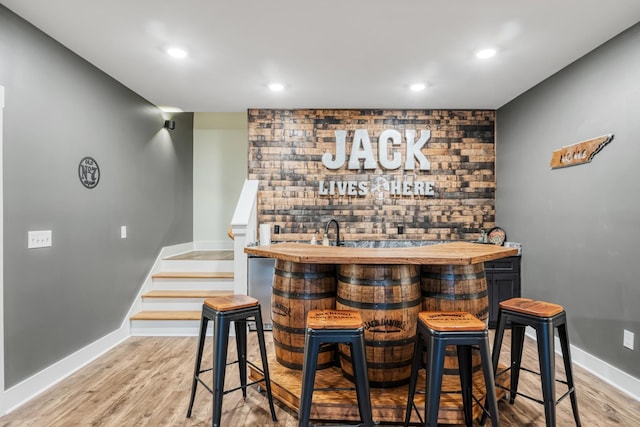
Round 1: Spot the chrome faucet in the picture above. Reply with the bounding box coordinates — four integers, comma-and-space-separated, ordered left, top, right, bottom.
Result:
324, 219, 343, 246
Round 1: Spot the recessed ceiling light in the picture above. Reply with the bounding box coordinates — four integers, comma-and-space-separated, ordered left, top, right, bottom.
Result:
410, 83, 426, 92
166, 47, 188, 59
268, 83, 284, 92
476, 48, 496, 59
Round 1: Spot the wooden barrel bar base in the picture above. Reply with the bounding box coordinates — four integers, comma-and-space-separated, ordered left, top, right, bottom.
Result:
246, 242, 519, 423
271, 260, 336, 370
336, 264, 421, 388
249, 353, 510, 424
421, 263, 489, 380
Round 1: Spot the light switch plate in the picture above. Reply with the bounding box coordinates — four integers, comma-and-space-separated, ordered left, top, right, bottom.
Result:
28, 230, 52, 248
120, 226, 127, 239
623, 330, 634, 350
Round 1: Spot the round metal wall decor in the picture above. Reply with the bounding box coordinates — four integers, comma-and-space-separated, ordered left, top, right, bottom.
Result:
78, 156, 100, 189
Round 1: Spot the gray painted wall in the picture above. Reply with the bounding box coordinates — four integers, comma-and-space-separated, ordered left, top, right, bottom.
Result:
496, 23, 640, 378
1, 6, 193, 387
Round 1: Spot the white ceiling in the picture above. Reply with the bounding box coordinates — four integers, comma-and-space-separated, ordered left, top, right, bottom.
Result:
3, 1, 640, 112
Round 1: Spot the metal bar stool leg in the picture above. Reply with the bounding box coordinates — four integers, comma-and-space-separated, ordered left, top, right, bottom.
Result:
425, 333, 446, 427
350, 337, 374, 427
404, 333, 424, 427
509, 324, 526, 404
491, 308, 506, 375
481, 309, 506, 426
212, 313, 230, 427
536, 321, 557, 427
255, 311, 278, 421
187, 315, 209, 418
457, 344, 474, 427
234, 320, 248, 398
558, 322, 581, 426
479, 335, 500, 427
299, 330, 320, 427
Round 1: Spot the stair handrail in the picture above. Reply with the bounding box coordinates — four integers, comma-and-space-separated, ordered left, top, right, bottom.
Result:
230, 179, 259, 295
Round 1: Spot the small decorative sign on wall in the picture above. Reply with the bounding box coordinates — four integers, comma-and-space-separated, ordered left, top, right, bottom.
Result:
550, 134, 614, 169
78, 156, 100, 189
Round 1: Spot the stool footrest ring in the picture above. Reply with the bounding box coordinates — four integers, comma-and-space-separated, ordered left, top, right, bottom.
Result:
313, 386, 356, 392
496, 365, 572, 388
223, 379, 267, 396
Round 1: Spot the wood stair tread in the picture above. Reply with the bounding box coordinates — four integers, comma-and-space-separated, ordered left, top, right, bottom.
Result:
130, 311, 201, 321
142, 290, 233, 299
164, 250, 233, 261
152, 271, 234, 279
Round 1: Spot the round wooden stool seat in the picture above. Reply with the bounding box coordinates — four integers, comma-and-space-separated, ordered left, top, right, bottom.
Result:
204, 294, 259, 312
419, 311, 486, 332
307, 309, 363, 330
499, 297, 563, 317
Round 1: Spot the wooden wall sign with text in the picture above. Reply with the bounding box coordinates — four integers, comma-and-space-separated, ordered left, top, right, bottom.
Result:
550, 134, 614, 169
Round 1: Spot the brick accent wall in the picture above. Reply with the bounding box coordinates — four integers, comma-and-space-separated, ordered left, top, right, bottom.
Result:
248, 109, 495, 243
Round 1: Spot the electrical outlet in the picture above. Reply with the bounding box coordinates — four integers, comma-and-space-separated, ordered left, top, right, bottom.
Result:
121, 226, 127, 239
623, 330, 634, 350
28, 230, 52, 249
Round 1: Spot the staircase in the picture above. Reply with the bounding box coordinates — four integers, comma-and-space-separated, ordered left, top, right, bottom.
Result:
130, 250, 235, 335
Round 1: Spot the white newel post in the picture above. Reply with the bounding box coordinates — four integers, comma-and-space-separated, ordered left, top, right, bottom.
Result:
230, 180, 259, 296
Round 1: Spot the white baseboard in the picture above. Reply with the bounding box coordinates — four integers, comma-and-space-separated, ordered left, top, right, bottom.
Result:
525, 328, 640, 401
569, 341, 640, 401
3, 326, 129, 415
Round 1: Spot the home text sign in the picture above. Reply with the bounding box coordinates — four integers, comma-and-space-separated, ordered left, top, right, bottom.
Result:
550, 134, 613, 169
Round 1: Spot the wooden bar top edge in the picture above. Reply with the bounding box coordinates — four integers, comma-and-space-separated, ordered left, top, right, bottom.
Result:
244, 241, 517, 264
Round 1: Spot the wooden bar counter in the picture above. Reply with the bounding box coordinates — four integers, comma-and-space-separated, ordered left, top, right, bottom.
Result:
245, 241, 516, 266
245, 241, 517, 424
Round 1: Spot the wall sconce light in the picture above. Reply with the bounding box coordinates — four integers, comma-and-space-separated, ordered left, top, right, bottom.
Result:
164, 120, 176, 130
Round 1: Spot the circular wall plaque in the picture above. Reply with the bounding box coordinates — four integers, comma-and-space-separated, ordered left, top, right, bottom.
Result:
78, 156, 100, 189
487, 227, 506, 245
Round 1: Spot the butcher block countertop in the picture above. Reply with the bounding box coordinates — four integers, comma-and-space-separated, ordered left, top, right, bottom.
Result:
244, 241, 517, 265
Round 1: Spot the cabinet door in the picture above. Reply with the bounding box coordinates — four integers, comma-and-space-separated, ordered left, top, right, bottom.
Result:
485, 256, 521, 327
487, 272, 520, 328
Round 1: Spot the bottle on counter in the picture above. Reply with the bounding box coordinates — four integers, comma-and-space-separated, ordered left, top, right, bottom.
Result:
310, 234, 317, 245
322, 233, 330, 246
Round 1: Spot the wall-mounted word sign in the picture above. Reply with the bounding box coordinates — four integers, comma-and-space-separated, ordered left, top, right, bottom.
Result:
318, 177, 435, 199
322, 129, 431, 170
550, 134, 613, 169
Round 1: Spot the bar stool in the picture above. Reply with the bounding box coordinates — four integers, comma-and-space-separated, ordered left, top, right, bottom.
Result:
298, 310, 374, 427
485, 297, 581, 426
404, 311, 500, 427
186, 295, 277, 427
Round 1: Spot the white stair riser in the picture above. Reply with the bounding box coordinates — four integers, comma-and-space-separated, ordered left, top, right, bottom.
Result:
142, 298, 209, 311
151, 279, 234, 291
160, 259, 234, 272
130, 320, 245, 337
130, 320, 206, 336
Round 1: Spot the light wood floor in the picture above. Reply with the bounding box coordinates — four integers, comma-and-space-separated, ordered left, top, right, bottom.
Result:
1, 331, 638, 426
